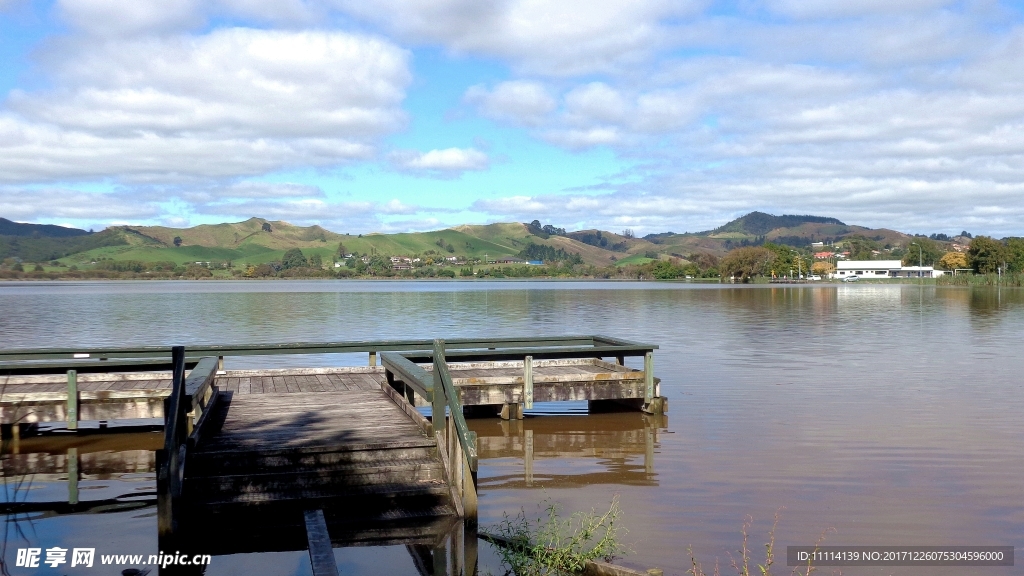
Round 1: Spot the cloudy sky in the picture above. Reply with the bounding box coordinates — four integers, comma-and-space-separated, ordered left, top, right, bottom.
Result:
2, 0, 1023, 236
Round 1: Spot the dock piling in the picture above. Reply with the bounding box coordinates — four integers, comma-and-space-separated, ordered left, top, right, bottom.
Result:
643, 352, 654, 403
523, 356, 534, 410
66, 370, 78, 430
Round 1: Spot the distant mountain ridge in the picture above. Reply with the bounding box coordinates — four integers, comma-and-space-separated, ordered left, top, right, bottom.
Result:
0, 218, 90, 238
705, 212, 846, 236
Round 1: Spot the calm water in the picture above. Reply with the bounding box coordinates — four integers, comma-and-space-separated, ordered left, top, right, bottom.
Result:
1, 280, 1022, 575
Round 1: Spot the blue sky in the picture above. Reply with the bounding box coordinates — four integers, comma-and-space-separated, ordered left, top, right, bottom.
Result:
2, 0, 1024, 236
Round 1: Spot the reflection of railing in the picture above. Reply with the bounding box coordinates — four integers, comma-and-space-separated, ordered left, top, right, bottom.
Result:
156, 346, 219, 537
476, 415, 665, 489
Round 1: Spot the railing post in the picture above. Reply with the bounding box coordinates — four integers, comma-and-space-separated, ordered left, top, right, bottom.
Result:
644, 351, 654, 403
66, 370, 78, 430
369, 350, 377, 367
523, 356, 533, 410
461, 438, 478, 518
158, 345, 186, 539
431, 341, 446, 436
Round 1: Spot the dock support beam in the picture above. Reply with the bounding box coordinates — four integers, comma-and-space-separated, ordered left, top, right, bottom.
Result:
641, 351, 668, 415
523, 356, 533, 410
67, 370, 78, 430
500, 403, 523, 420
368, 351, 377, 367
643, 352, 654, 403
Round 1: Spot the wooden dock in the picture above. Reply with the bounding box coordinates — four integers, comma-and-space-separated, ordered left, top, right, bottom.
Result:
0, 336, 664, 575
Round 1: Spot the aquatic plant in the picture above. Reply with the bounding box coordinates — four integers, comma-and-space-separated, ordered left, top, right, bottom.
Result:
489, 496, 628, 576
687, 510, 839, 576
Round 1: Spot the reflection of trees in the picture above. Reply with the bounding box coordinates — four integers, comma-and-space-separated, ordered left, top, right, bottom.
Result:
713, 287, 838, 333
966, 287, 1024, 317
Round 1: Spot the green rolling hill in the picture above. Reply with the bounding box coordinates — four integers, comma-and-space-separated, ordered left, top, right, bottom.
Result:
0, 212, 923, 271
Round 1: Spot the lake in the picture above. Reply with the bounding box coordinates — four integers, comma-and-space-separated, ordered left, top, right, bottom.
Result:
0, 280, 1021, 575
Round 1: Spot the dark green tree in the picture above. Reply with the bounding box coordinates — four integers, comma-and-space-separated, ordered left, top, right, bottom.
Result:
719, 246, 775, 281
281, 248, 308, 269
1005, 238, 1024, 273
903, 238, 943, 266
846, 236, 879, 260
309, 253, 323, 269
968, 236, 1009, 274
173, 236, 182, 246
650, 260, 685, 279
366, 254, 392, 276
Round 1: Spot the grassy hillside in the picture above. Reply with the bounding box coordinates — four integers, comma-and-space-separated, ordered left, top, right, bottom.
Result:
0, 212, 923, 271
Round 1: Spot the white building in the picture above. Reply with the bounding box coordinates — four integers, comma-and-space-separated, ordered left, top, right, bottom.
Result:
831, 260, 945, 279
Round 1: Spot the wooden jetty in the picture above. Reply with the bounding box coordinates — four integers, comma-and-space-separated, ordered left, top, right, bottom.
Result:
0, 335, 664, 575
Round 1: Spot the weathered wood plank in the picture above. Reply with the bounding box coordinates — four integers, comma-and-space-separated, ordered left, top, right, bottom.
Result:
221, 366, 385, 377
304, 509, 340, 576
326, 375, 350, 391
314, 374, 333, 392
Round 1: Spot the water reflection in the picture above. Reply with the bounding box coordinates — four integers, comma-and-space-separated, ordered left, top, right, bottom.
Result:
0, 435, 161, 575
472, 413, 666, 490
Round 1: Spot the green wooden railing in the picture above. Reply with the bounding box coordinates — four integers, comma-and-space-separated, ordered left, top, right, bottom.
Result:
431, 339, 478, 519
157, 347, 220, 538
0, 335, 656, 375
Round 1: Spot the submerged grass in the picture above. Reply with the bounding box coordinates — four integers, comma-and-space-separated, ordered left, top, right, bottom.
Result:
489, 497, 628, 576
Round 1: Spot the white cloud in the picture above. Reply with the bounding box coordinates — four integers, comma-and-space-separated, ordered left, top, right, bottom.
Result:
334, 0, 701, 75
213, 0, 319, 24
57, 0, 204, 36
176, 182, 325, 203
762, 0, 954, 19
189, 196, 450, 233
563, 83, 628, 126
380, 199, 418, 214
197, 198, 373, 219
0, 187, 161, 221
0, 28, 410, 184
542, 127, 623, 149
463, 81, 556, 126
391, 147, 489, 173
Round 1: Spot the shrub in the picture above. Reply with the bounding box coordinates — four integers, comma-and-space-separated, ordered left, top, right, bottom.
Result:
490, 498, 627, 576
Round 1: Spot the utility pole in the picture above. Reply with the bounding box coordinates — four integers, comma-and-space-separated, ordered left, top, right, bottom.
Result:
910, 242, 923, 280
